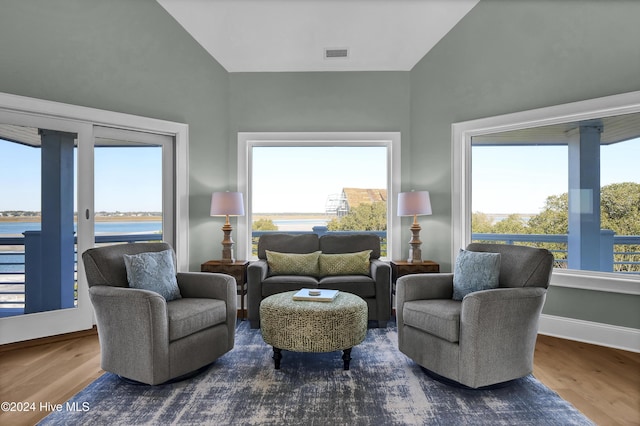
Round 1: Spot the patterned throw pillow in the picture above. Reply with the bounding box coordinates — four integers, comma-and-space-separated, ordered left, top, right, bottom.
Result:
266, 250, 321, 277
318, 250, 372, 277
123, 249, 182, 301
452, 249, 501, 301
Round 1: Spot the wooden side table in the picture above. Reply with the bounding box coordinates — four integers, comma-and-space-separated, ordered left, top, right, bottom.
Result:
390, 260, 440, 295
201, 260, 249, 320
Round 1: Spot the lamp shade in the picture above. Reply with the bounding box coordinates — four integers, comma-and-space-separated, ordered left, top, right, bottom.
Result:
210, 191, 245, 216
397, 191, 432, 216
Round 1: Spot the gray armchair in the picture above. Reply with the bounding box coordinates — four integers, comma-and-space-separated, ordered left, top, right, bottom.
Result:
82, 242, 236, 385
396, 243, 553, 388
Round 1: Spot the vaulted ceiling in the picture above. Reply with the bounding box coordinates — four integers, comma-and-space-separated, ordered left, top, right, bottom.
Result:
156, 0, 480, 72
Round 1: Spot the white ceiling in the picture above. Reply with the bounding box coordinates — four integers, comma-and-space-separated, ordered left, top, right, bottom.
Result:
156, 0, 480, 72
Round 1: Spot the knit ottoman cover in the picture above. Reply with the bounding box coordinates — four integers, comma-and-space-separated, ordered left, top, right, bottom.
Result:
260, 291, 368, 353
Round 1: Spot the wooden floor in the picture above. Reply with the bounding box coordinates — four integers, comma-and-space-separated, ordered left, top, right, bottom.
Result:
0, 330, 638, 426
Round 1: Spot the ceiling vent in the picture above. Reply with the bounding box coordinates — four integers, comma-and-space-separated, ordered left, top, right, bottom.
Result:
324, 48, 349, 59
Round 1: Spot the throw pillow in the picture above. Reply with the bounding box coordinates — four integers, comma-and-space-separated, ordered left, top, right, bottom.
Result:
452, 249, 501, 301
266, 250, 321, 277
123, 249, 182, 301
318, 250, 372, 277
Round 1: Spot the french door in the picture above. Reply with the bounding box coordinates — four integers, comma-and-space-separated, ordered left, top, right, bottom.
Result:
0, 93, 187, 344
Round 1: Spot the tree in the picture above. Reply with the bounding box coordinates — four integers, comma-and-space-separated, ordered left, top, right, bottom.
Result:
471, 212, 493, 233
527, 193, 569, 235
600, 182, 640, 235
253, 218, 278, 231
492, 214, 529, 234
327, 202, 387, 231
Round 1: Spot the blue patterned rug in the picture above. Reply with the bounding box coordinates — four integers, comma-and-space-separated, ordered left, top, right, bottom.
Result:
40, 321, 593, 425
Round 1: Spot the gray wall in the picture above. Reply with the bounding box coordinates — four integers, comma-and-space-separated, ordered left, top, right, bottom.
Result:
229, 70, 411, 200
1, 0, 638, 329
410, 0, 640, 328
0, 0, 230, 270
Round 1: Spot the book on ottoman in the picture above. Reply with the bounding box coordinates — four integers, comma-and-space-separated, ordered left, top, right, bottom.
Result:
292, 288, 339, 302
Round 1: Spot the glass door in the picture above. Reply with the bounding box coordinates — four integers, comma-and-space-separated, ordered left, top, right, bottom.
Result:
0, 92, 187, 344
0, 111, 94, 343
93, 127, 175, 249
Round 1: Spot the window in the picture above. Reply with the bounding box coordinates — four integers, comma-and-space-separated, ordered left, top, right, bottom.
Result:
471, 124, 639, 274
237, 132, 401, 260
453, 91, 640, 294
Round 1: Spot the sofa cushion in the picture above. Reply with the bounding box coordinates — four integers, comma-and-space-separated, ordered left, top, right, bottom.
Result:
258, 233, 320, 259
319, 234, 381, 259
318, 250, 371, 277
123, 249, 181, 301
266, 250, 321, 277
167, 298, 226, 341
262, 275, 319, 297
318, 275, 376, 298
403, 299, 461, 343
452, 249, 501, 301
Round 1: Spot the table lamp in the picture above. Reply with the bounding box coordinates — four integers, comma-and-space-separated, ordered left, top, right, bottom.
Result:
210, 191, 245, 263
397, 190, 432, 263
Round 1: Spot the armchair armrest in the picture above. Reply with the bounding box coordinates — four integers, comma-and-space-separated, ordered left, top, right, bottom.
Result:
396, 273, 454, 303
395, 273, 453, 331
88, 285, 170, 383
459, 287, 547, 387
177, 272, 237, 339
177, 271, 236, 301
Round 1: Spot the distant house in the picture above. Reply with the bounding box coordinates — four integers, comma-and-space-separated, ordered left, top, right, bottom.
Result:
325, 188, 387, 217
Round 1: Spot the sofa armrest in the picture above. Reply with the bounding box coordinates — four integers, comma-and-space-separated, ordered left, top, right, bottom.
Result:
88, 285, 170, 384
370, 259, 391, 324
459, 287, 547, 387
247, 259, 269, 328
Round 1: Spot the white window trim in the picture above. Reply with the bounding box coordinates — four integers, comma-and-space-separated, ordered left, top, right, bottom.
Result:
452, 90, 640, 295
237, 132, 401, 261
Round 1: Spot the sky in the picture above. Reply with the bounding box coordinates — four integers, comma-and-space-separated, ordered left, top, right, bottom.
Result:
252, 146, 387, 213
0, 143, 162, 212
1, 137, 638, 215
472, 137, 640, 213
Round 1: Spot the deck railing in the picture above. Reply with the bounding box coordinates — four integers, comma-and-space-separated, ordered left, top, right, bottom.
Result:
0, 233, 162, 316
2, 229, 638, 315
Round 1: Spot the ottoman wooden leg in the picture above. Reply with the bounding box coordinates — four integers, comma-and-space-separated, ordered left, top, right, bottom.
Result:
272, 347, 282, 369
342, 348, 352, 370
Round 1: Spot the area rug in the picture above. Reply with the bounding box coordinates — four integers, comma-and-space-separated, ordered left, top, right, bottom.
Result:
40, 322, 593, 425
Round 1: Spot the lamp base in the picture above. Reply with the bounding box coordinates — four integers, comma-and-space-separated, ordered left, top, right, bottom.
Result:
220, 223, 235, 263
408, 221, 423, 263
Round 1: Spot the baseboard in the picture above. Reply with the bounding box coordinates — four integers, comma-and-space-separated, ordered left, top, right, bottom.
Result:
0, 326, 98, 353
538, 314, 640, 353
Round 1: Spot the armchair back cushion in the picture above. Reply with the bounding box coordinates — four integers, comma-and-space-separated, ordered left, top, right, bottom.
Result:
83, 242, 173, 288
466, 243, 553, 289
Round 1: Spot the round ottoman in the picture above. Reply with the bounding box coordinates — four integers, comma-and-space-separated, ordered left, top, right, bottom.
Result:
260, 290, 368, 370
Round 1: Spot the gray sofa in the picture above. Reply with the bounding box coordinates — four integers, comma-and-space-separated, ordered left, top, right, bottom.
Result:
396, 243, 553, 388
248, 233, 391, 328
82, 242, 236, 385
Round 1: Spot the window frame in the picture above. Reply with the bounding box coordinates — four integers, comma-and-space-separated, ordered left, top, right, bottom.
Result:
452, 91, 640, 295
237, 132, 401, 261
